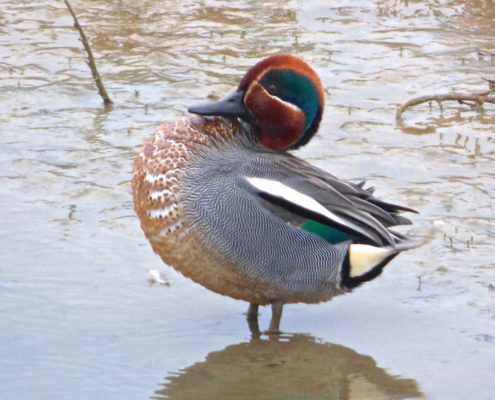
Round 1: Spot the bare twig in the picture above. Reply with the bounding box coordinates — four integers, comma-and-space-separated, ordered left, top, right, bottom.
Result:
64, 0, 113, 106
396, 84, 495, 120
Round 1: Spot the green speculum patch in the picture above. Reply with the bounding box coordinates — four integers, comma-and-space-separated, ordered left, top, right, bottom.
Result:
301, 220, 354, 244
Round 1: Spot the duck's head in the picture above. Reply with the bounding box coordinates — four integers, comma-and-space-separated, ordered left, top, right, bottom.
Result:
188, 54, 324, 150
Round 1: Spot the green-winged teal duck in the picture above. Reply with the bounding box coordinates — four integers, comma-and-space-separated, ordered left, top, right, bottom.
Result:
132, 54, 421, 333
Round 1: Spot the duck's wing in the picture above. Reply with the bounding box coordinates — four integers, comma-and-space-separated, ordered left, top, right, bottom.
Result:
279, 155, 416, 223
243, 153, 417, 247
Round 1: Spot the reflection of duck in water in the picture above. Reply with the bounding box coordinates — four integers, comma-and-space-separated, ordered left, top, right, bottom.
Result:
133, 55, 421, 333
152, 334, 423, 400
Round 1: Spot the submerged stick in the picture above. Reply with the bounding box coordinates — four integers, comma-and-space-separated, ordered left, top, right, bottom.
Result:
64, 0, 113, 106
396, 84, 495, 120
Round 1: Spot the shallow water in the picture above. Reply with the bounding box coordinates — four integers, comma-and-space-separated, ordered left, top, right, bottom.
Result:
1, 1, 494, 399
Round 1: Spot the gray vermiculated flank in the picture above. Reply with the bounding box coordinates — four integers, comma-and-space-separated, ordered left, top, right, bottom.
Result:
182, 138, 349, 302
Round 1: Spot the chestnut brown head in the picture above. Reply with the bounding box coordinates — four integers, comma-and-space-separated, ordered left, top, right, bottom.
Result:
189, 54, 324, 151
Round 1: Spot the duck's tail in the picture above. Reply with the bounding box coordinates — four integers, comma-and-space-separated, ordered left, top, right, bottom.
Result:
341, 235, 426, 290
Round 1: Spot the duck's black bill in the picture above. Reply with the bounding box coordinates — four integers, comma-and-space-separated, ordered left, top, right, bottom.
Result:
188, 90, 252, 121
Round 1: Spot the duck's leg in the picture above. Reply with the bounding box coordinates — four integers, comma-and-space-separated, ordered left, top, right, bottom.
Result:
267, 300, 284, 334
247, 303, 259, 320
246, 303, 260, 336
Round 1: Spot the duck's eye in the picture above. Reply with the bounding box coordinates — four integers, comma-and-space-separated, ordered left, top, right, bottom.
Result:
267, 84, 278, 96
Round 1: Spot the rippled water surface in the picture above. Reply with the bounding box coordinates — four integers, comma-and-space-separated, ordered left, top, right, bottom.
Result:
1, 1, 494, 399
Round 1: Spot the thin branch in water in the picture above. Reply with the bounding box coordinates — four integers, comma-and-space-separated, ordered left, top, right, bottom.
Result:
395, 83, 495, 120
64, 0, 113, 106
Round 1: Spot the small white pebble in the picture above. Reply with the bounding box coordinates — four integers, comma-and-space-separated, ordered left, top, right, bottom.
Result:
433, 220, 444, 227
147, 269, 169, 285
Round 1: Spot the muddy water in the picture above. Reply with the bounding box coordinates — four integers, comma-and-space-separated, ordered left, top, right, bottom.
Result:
1, 1, 494, 399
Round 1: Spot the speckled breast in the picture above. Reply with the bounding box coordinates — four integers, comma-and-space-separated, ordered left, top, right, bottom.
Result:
132, 116, 277, 304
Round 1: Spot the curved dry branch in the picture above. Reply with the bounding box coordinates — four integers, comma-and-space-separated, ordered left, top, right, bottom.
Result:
64, 0, 113, 106
396, 86, 495, 121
